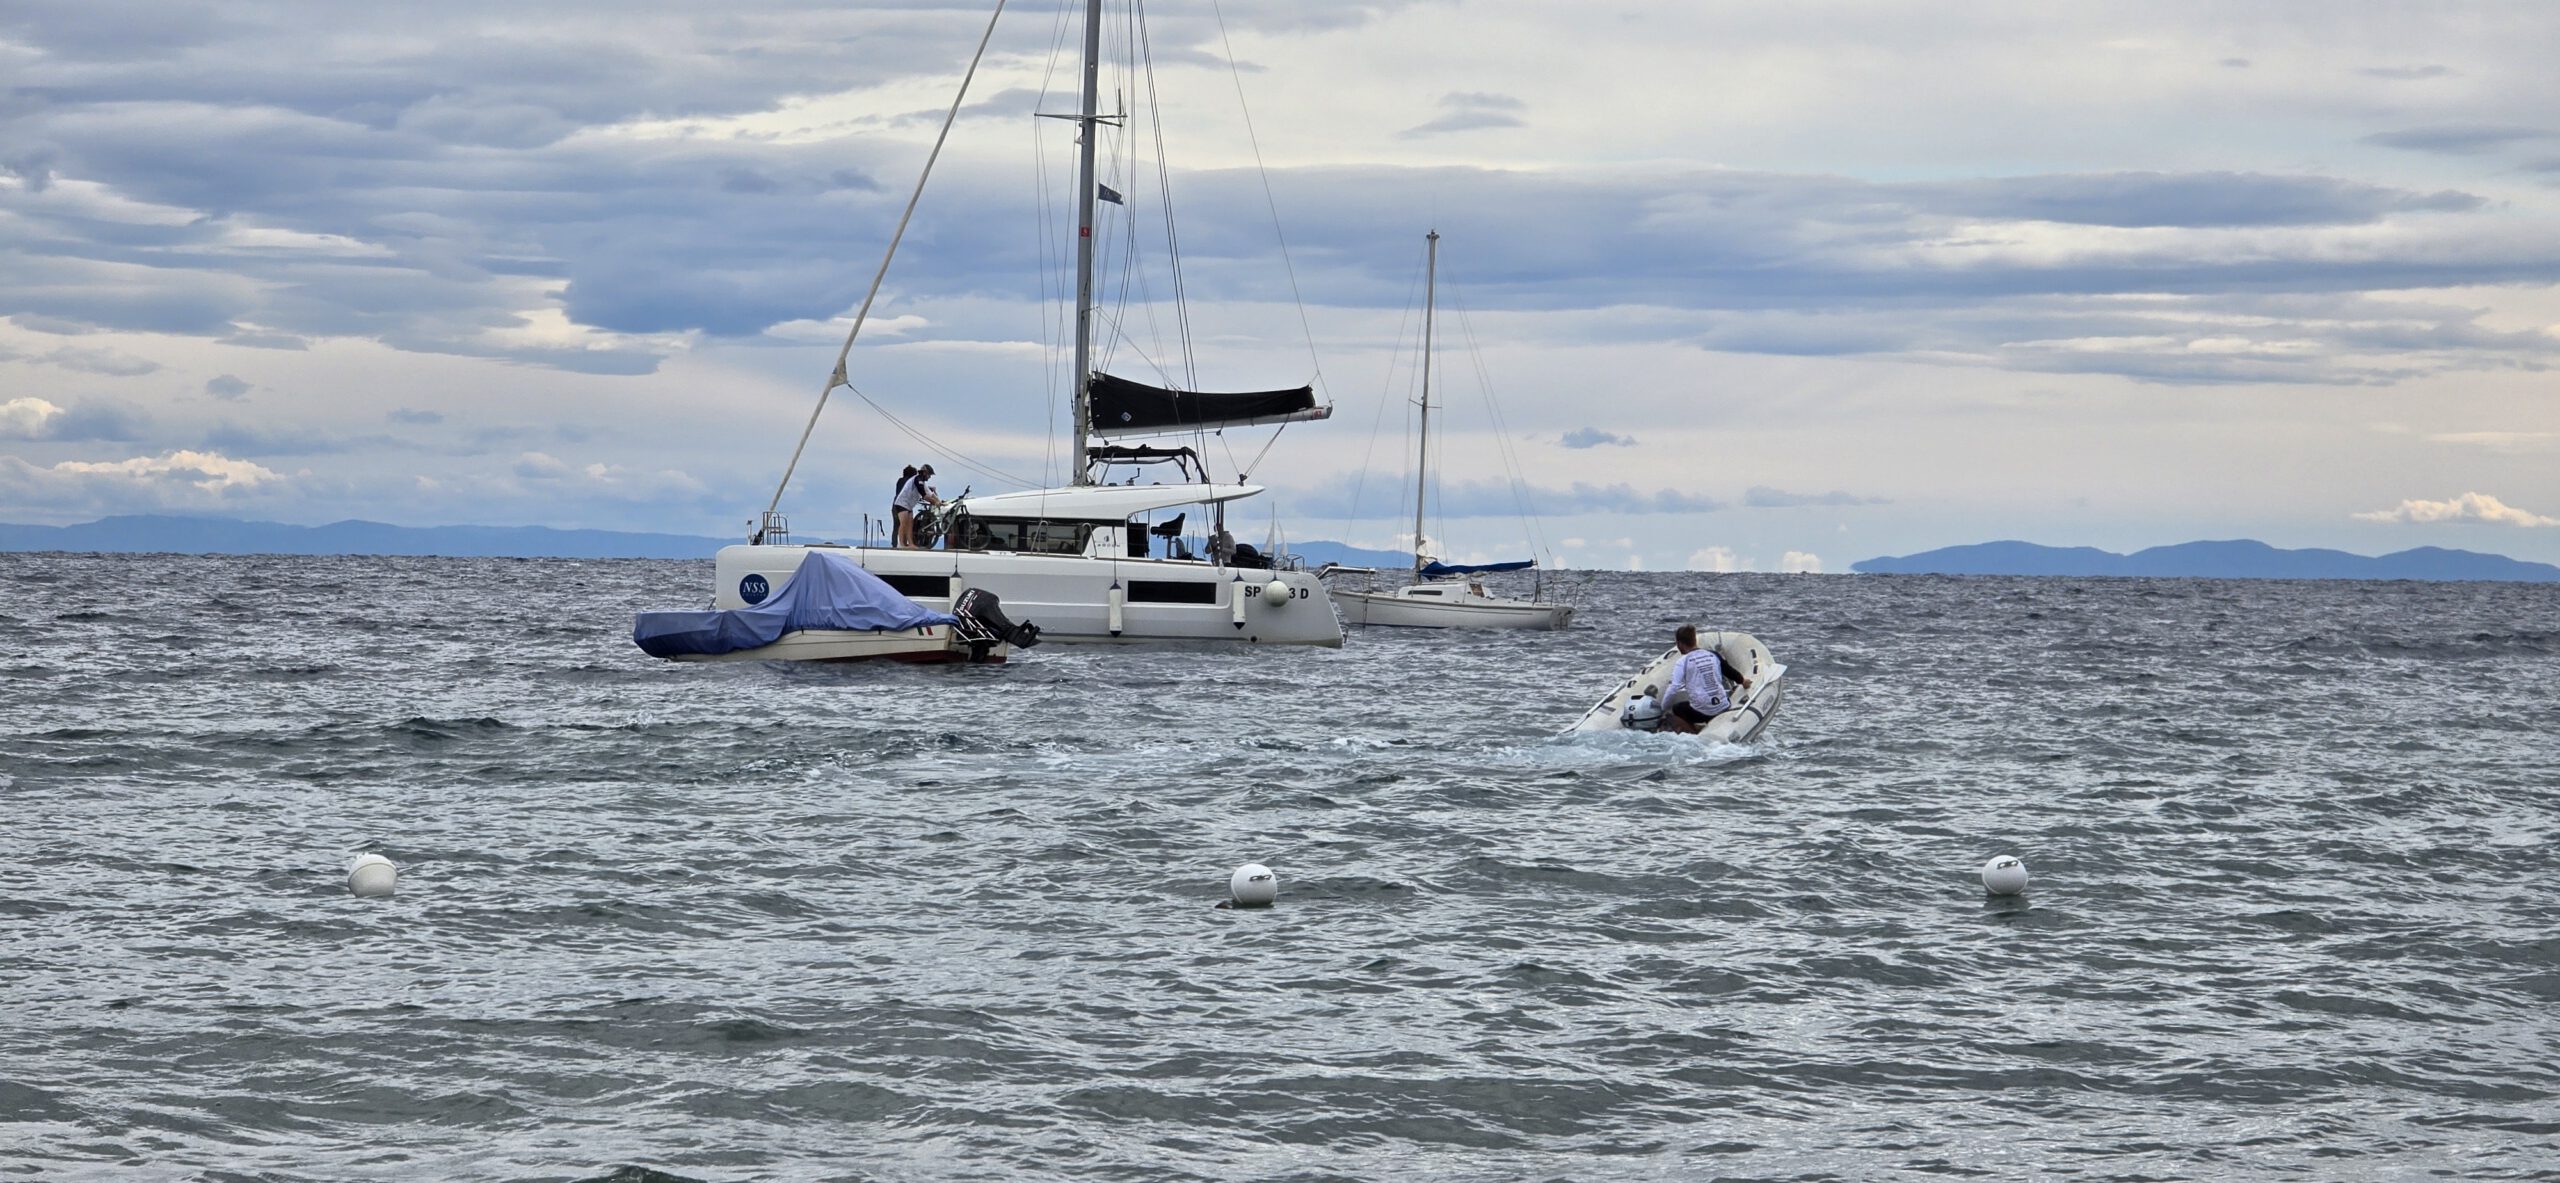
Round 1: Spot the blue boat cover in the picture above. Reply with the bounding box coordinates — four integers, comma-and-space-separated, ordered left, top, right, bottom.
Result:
1421, 559, 1534, 578
632, 550, 960, 658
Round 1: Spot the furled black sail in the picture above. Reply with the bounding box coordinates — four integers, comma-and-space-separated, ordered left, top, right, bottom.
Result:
1087, 372, 1328, 438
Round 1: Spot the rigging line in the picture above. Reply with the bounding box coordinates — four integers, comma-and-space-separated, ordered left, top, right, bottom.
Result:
1134, 0, 1197, 394
762, 0, 1011, 520
1100, 5, 1154, 382
1207, 0, 1326, 401
1338, 244, 1427, 545
1450, 291, 1546, 558
1448, 286, 1559, 562
1034, 0, 1077, 489
846, 386, 1038, 489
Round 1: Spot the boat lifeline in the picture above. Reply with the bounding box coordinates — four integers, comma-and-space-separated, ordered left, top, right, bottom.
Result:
704, 0, 1340, 647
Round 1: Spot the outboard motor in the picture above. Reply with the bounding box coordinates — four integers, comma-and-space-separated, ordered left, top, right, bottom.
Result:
1619, 690, 1665, 732
954, 588, 1041, 652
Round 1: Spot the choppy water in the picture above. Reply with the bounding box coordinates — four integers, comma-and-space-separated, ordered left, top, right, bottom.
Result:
4, 552, 2557, 1182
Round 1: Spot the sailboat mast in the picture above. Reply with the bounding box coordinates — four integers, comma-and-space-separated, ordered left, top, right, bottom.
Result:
1069, 0, 1103, 486
1413, 229, 1438, 577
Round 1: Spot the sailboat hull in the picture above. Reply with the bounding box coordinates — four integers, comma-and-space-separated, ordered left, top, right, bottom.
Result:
1334, 586, 1572, 630
714, 545, 1343, 647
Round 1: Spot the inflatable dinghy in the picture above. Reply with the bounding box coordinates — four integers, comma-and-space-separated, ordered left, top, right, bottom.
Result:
1569, 629, 1785, 742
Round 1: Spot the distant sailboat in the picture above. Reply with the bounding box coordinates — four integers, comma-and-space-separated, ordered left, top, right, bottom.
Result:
1327, 231, 1574, 630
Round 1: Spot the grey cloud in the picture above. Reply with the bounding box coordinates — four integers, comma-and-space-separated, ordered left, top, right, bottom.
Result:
1400, 111, 1526, 137
45, 400, 155, 442
515, 453, 571, 480
1401, 92, 1527, 139
1297, 477, 1721, 520
2363, 124, 2556, 156
1560, 428, 1636, 448
202, 421, 393, 456
8, 314, 96, 335
1485, 480, 1717, 516
1744, 486, 1886, 508
216, 330, 311, 350
5, 146, 58, 191
6, 5, 2556, 392
1909, 171, 2479, 228
205, 375, 251, 400
39, 345, 161, 377
2219, 58, 2251, 69
2359, 65, 2459, 81
389, 408, 444, 425
393, 94, 578, 150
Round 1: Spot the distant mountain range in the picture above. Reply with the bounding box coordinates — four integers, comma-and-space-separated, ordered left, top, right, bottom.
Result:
1854, 539, 2560, 582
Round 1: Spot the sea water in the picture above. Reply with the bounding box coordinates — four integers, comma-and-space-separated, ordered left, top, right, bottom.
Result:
3, 553, 2555, 1181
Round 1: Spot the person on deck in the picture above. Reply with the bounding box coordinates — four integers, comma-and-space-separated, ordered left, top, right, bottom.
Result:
889, 465, 917, 547
1663, 623, 1751, 735
892, 464, 941, 548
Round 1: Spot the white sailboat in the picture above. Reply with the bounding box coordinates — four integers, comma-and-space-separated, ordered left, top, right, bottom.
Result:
1328, 231, 1574, 631
700, 0, 1343, 648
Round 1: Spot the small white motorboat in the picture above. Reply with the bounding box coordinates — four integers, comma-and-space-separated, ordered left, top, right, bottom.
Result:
633, 549, 1039, 664
1569, 629, 1786, 742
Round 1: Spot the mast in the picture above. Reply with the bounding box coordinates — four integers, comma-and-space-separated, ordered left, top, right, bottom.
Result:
1069, 0, 1103, 485
1414, 229, 1437, 577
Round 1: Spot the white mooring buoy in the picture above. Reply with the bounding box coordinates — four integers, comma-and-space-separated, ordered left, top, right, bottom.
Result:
1229, 862, 1277, 908
1981, 854, 2028, 896
348, 853, 398, 898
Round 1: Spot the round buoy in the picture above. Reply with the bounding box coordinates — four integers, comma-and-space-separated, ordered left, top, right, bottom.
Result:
348, 853, 398, 898
1262, 579, 1290, 605
1981, 855, 2027, 896
1229, 862, 1277, 907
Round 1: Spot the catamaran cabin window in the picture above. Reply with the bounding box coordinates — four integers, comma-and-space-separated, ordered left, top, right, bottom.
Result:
956, 518, 1096, 555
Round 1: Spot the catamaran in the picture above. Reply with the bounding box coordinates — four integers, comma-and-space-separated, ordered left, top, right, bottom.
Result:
694, 0, 1344, 648
1326, 232, 1574, 630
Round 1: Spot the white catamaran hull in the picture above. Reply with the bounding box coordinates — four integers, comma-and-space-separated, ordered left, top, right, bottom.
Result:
1570, 630, 1786, 743
714, 544, 1342, 647
1334, 587, 1572, 630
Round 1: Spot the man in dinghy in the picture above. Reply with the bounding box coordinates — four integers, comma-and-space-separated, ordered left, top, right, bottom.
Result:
1663, 624, 1752, 735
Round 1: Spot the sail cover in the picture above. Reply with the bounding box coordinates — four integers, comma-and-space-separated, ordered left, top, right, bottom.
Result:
631, 550, 958, 658
1421, 559, 1535, 578
1088, 373, 1328, 438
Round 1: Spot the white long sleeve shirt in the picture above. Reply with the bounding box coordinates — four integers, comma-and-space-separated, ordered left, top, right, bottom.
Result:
1670, 648, 1731, 714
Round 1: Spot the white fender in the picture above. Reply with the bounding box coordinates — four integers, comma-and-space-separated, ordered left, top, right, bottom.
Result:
1230, 574, 1249, 629
1108, 581, 1125, 636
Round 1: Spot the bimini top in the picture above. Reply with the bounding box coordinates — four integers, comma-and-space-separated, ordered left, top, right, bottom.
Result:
959, 482, 1266, 521
1088, 373, 1330, 439
631, 549, 957, 658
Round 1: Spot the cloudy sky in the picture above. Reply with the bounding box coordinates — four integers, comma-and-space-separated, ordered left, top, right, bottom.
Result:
5, 0, 2559, 571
